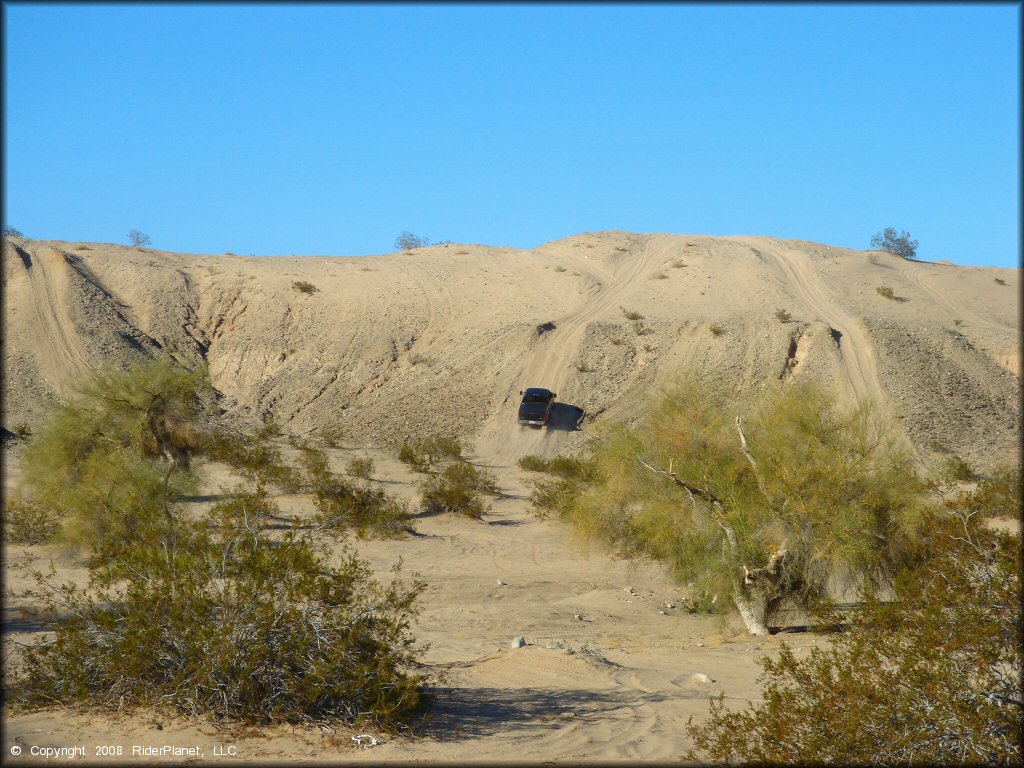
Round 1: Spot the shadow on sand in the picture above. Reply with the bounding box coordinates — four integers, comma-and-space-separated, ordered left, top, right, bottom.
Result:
418, 686, 674, 739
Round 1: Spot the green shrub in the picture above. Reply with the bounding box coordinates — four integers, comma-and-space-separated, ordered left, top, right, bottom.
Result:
870, 227, 918, 260
300, 445, 407, 538
530, 377, 928, 635
940, 454, 977, 482
876, 285, 895, 300
709, 323, 726, 336
292, 280, 318, 294
12, 488, 428, 730
775, 308, 792, 323
398, 436, 463, 473
3, 498, 64, 544
203, 425, 301, 491
346, 456, 374, 480
994, 277, 1007, 286
419, 462, 500, 519
686, 498, 1020, 765
621, 307, 644, 321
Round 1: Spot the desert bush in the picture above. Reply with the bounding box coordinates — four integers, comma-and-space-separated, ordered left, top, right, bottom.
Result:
939, 454, 977, 482
346, 456, 374, 480
621, 307, 644, 321
870, 227, 918, 260
127, 229, 151, 247
575, 361, 594, 373
685, 494, 1021, 765
203, 425, 301, 491
668, 259, 686, 268
19, 358, 211, 553
954, 318, 963, 326
994, 277, 1007, 286
529, 377, 928, 635
398, 436, 463, 473
292, 280, 318, 294
300, 445, 407, 538
520, 455, 598, 519
3, 498, 64, 544
554, 265, 567, 272
633, 320, 653, 336
3, 225, 24, 237
650, 271, 669, 280
11, 487, 429, 730
867, 253, 879, 265
876, 285, 895, 300
419, 462, 500, 519
395, 232, 431, 250
708, 323, 726, 336
775, 308, 792, 323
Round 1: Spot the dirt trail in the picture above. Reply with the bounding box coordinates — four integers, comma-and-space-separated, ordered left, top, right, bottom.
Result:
24, 247, 94, 394
473, 237, 660, 466
759, 239, 887, 407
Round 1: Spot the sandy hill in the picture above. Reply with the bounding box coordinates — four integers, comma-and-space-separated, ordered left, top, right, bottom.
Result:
2, 231, 1019, 471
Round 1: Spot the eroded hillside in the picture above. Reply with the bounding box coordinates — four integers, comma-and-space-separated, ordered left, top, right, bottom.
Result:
2, 232, 1019, 471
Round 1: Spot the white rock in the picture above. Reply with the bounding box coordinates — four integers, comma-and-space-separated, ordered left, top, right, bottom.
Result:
511, 636, 526, 648
690, 673, 715, 684
697, 642, 705, 647
497, 580, 507, 586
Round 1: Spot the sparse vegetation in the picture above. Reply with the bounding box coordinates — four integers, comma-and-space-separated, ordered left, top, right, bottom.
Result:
686, 487, 1021, 765
554, 265, 567, 272
292, 280, 318, 294
127, 229, 151, 247
8, 360, 429, 728
11, 488, 428, 729
954, 318, 963, 326
3, 225, 24, 237
994, 277, 1007, 286
419, 461, 500, 519
867, 253, 880, 265
650, 271, 669, 280
870, 227, 918, 260
398, 436, 464, 473
3, 498, 63, 544
709, 323, 726, 336
575, 361, 594, 373
668, 259, 686, 268
775, 308, 792, 323
346, 456, 374, 481
621, 307, 644, 321
876, 285, 895, 300
394, 232, 431, 250
633, 320, 653, 336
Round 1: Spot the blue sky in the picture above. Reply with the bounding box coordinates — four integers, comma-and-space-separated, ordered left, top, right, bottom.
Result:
4, 3, 1019, 266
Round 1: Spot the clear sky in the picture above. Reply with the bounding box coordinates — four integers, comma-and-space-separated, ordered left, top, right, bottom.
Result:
3, 3, 1019, 266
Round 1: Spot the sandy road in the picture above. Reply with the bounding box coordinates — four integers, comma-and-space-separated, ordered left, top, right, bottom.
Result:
23, 247, 94, 395
473, 237, 662, 466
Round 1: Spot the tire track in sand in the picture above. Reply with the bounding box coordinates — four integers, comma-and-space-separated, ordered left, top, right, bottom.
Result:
900, 263, 1010, 333
759, 240, 887, 406
474, 238, 660, 467
24, 247, 94, 394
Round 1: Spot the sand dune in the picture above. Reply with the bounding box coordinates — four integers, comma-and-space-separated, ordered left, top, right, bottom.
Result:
1, 231, 1019, 761
3, 231, 1019, 469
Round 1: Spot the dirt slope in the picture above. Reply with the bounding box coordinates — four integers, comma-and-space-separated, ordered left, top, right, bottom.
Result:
2, 232, 1019, 471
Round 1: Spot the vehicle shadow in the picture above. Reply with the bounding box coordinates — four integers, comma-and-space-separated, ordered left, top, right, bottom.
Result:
545, 402, 585, 431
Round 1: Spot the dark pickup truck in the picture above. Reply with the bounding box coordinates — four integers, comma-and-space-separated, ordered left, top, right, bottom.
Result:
518, 388, 557, 427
